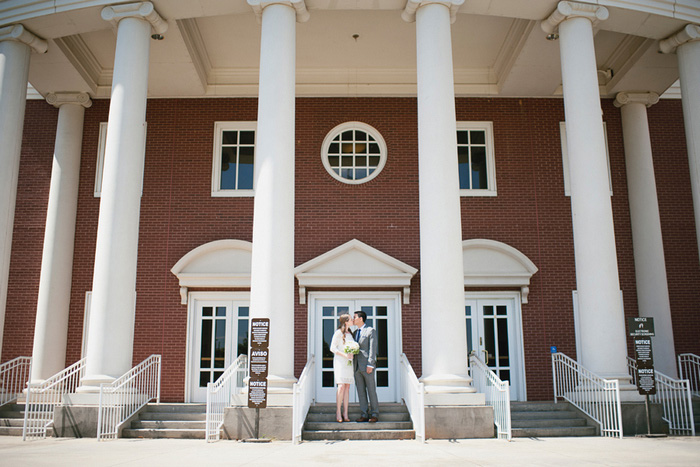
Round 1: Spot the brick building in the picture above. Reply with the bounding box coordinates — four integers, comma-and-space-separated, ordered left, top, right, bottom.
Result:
1, 0, 699, 438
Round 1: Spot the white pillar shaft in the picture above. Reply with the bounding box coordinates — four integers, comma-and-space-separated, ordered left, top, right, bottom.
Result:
620, 101, 677, 377
559, 17, 628, 377
415, 3, 468, 382
250, 3, 296, 388
31, 102, 86, 381
0, 39, 30, 361
677, 40, 700, 260
83, 16, 151, 387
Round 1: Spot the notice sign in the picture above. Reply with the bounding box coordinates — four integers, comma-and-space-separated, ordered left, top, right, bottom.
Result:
634, 338, 656, 395
248, 318, 270, 409
628, 317, 655, 337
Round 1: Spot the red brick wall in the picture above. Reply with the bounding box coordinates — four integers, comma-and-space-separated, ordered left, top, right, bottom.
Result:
4, 97, 698, 403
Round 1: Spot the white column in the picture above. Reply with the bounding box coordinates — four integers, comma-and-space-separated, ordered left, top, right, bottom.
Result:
542, 2, 630, 381
79, 3, 166, 391
0, 25, 47, 360
615, 92, 677, 377
660, 24, 700, 262
31, 93, 91, 382
247, 0, 308, 402
403, 0, 476, 401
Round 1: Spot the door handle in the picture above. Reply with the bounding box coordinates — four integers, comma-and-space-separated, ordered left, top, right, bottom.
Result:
482, 349, 489, 364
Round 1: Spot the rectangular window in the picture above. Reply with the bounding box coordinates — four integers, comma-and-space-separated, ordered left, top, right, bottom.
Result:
212, 122, 257, 197
457, 122, 497, 197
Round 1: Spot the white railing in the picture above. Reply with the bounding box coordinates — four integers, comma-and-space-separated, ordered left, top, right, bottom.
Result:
551, 352, 623, 438
23, 357, 86, 440
627, 357, 695, 436
96, 355, 161, 441
0, 356, 31, 408
469, 355, 511, 440
205, 354, 248, 443
292, 355, 315, 445
678, 353, 700, 398
399, 353, 425, 443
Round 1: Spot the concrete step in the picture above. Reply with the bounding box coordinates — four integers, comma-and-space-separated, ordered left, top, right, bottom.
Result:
510, 402, 572, 412
305, 412, 410, 422
131, 420, 206, 430
511, 418, 587, 429
307, 403, 408, 414
512, 426, 597, 437
511, 410, 580, 420
121, 428, 206, 439
305, 421, 413, 431
139, 412, 206, 422
141, 404, 206, 414
0, 418, 24, 427
0, 426, 23, 436
302, 428, 415, 441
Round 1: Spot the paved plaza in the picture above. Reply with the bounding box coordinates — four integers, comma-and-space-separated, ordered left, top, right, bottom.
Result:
0, 436, 698, 466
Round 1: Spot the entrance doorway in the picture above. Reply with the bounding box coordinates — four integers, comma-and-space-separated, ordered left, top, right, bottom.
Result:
187, 293, 250, 402
465, 293, 526, 401
310, 293, 400, 404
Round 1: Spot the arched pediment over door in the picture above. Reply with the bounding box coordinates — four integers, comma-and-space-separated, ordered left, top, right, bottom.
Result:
171, 239, 252, 304
462, 239, 538, 303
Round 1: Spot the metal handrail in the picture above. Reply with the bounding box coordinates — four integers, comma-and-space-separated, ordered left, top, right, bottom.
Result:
97, 355, 161, 440
0, 356, 31, 408
551, 352, 623, 438
678, 353, 700, 398
23, 357, 86, 440
399, 353, 425, 443
205, 354, 248, 442
292, 355, 315, 445
627, 357, 695, 436
469, 355, 511, 440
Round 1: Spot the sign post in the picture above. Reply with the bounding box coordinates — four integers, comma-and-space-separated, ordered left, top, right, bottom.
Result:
246, 318, 270, 442
628, 317, 656, 436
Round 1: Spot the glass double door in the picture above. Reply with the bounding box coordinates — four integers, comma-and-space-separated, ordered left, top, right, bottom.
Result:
465, 298, 522, 401
315, 298, 396, 403
190, 299, 250, 402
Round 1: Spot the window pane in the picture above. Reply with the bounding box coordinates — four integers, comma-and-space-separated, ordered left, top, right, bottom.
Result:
214, 320, 226, 368
466, 317, 473, 354
368, 156, 380, 166
341, 156, 353, 167
200, 320, 212, 368
369, 143, 380, 154
471, 130, 486, 145
239, 306, 249, 317
222, 131, 238, 145
484, 318, 496, 368
362, 306, 373, 316
483, 305, 494, 316
238, 152, 254, 190
377, 306, 387, 316
200, 371, 210, 388
457, 131, 468, 145
341, 168, 353, 179
355, 168, 367, 179
322, 307, 334, 317
377, 371, 388, 387
377, 319, 388, 368
355, 143, 367, 154
322, 320, 334, 369
237, 319, 249, 356
328, 156, 340, 167
342, 130, 353, 141
239, 131, 255, 145
471, 146, 487, 189
202, 307, 213, 317
213, 371, 224, 382
216, 306, 226, 317
220, 147, 237, 190
342, 143, 354, 154
329, 142, 340, 154
458, 152, 470, 190
356, 131, 367, 141
497, 318, 510, 367
355, 155, 367, 166
322, 371, 335, 387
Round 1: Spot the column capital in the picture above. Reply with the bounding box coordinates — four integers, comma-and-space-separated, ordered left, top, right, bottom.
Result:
659, 23, 700, 54
614, 92, 659, 109
247, 0, 310, 24
402, 0, 464, 24
46, 92, 93, 109
0, 24, 48, 53
101, 2, 167, 35
541, 1, 609, 35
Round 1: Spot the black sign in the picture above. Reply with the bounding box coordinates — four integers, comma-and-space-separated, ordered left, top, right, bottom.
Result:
634, 338, 656, 395
248, 318, 270, 409
628, 317, 655, 337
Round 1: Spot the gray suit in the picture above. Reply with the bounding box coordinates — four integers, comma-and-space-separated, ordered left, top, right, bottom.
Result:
353, 325, 379, 418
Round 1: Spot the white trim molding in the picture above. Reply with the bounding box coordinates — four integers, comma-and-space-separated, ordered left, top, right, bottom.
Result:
402, 0, 465, 24
0, 24, 47, 53
101, 2, 168, 35
659, 23, 700, 54
171, 239, 253, 303
541, 1, 609, 34
294, 239, 418, 305
247, 0, 310, 23
462, 239, 538, 304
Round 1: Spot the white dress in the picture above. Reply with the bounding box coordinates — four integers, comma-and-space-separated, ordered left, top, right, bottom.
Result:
330, 329, 356, 385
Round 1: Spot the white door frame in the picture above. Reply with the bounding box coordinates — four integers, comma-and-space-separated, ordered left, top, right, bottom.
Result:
185, 291, 250, 403
465, 291, 527, 401
307, 291, 402, 403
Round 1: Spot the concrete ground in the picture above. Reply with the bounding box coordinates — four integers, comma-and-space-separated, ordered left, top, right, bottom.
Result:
0, 436, 699, 466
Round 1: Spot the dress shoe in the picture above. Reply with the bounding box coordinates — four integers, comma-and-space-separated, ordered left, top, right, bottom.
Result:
356, 417, 369, 422
368, 417, 378, 423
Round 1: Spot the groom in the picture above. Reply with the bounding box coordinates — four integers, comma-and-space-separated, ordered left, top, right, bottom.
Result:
353, 311, 379, 423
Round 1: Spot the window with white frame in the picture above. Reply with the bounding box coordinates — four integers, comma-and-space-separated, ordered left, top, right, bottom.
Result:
94, 122, 147, 197
457, 122, 497, 196
321, 122, 387, 184
560, 122, 612, 196
212, 122, 256, 197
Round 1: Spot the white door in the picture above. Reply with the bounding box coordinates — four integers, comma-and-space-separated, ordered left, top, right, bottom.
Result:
465, 297, 525, 401
189, 299, 250, 402
313, 296, 398, 403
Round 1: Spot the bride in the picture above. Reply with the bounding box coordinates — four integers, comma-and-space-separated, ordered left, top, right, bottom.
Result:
329, 313, 356, 423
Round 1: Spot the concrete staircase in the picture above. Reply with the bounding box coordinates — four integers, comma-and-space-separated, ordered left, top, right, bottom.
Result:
511, 401, 597, 438
302, 403, 414, 441
121, 403, 206, 439
0, 403, 24, 437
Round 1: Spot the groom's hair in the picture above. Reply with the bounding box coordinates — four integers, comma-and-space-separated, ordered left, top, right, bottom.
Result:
354, 310, 367, 323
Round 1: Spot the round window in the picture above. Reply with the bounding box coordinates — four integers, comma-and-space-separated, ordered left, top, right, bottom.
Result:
321, 122, 387, 184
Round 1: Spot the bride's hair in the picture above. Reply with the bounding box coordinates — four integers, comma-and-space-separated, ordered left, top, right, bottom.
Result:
337, 314, 351, 335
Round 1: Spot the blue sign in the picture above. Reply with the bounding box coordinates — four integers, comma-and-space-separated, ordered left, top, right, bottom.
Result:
550, 346, 558, 354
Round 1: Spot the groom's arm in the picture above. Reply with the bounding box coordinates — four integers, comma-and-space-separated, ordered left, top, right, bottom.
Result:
367, 328, 377, 370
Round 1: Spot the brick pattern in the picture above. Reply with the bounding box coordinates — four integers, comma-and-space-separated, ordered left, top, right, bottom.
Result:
4, 97, 698, 403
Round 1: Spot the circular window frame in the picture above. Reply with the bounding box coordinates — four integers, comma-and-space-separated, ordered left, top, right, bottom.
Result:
321, 122, 388, 185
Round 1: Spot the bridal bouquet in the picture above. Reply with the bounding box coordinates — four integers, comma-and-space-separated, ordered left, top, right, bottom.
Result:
344, 341, 360, 366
